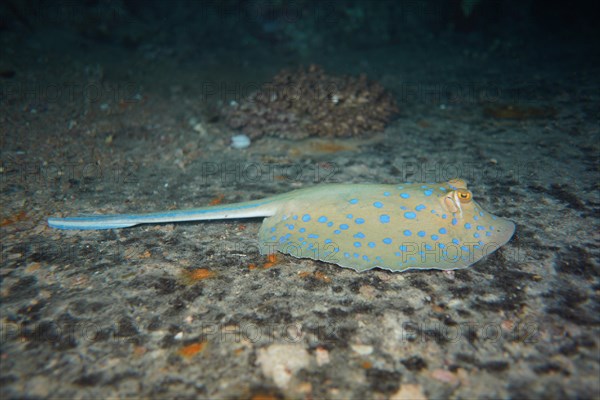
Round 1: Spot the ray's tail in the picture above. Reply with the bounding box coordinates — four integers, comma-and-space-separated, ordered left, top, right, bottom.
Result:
47, 198, 279, 230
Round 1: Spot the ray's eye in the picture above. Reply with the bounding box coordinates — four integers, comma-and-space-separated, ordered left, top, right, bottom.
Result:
457, 189, 472, 203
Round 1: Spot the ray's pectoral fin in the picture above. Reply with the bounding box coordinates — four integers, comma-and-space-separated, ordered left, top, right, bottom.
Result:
257, 209, 377, 272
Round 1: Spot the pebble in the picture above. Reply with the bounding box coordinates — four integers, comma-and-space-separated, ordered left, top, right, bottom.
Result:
390, 383, 428, 400
231, 134, 251, 149
431, 369, 460, 385
351, 344, 373, 355
257, 344, 310, 389
315, 347, 330, 366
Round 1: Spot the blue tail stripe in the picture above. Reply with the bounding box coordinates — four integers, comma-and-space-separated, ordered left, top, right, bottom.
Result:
47, 218, 135, 230
47, 199, 274, 230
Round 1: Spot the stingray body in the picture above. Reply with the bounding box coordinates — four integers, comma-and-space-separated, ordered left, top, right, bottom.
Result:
48, 179, 515, 272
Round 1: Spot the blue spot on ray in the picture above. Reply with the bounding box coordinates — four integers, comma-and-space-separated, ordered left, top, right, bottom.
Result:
380, 215, 390, 223
302, 214, 311, 222
404, 212, 417, 219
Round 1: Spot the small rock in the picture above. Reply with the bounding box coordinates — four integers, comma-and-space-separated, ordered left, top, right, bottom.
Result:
257, 344, 310, 389
315, 347, 330, 366
193, 122, 207, 136
358, 284, 376, 299
351, 344, 373, 356
231, 134, 251, 149
430, 369, 460, 386
390, 383, 428, 400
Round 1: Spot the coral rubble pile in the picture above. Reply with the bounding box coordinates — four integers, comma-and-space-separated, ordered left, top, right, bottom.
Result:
223, 65, 398, 139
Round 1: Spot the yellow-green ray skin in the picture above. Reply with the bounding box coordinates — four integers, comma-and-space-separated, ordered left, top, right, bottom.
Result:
257, 181, 515, 271
48, 180, 515, 272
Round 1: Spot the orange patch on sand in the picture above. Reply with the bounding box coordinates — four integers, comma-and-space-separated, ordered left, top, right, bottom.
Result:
178, 342, 206, 357
1, 211, 27, 227
314, 271, 331, 283
25, 263, 42, 273
263, 253, 278, 268
182, 268, 215, 283
190, 269, 215, 280
139, 250, 152, 259
209, 194, 225, 205
249, 254, 279, 270
483, 104, 557, 119
431, 303, 445, 313
298, 271, 331, 283
133, 346, 147, 358
233, 348, 245, 356
309, 141, 354, 153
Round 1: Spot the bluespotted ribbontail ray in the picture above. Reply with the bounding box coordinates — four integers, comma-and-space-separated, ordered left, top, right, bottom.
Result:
47, 179, 515, 272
